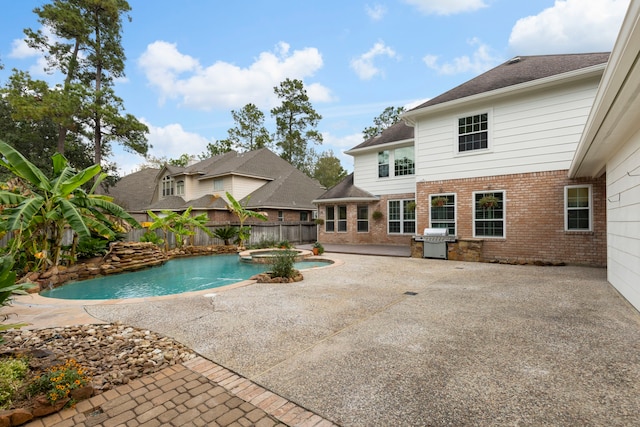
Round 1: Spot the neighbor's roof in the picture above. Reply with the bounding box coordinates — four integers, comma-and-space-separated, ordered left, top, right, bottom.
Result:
242, 167, 326, 210
146, 148, 325, 212
313, 173, 379, 203
410, 52, 610, 111
347, 121, 414, 152
99, 167, 159, 212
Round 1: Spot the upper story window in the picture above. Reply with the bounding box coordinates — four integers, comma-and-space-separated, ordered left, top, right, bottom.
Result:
458, 113, 488, 152
162, 176, 174, 197
176, 180, 184, 196
394, 147, 415, 176
565, 185, 592, 231
213, 179, 224, 191
378, 151, 389, 178
379, 147, 414, 178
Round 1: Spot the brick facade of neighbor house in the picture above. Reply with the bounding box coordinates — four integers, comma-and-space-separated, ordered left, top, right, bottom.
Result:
415, 170, 607, 266
318, 192, 416, 246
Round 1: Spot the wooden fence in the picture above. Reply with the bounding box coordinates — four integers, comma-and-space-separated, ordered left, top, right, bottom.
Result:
1, 222, 318, 250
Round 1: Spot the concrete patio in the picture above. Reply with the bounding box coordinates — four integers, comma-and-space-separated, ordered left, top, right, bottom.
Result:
78, 252, 640, 426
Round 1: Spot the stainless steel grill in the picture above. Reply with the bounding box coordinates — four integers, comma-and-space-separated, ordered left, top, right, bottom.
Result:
414, 228, 456, 259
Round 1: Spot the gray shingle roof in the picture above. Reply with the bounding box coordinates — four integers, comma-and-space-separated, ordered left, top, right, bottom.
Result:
242, 167, 325, 209
348, 121, 414, 151
314, 173, 378, 201
412, 52, 610, 110
99, 168, 160, 212
139, 148, 325, 211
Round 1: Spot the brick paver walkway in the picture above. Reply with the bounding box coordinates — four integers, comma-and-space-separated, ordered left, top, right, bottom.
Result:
26, 356, 337, 427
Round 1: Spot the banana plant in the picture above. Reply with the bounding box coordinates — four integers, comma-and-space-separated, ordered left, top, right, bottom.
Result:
0, 141, 140, 271
225, 192, 268, 249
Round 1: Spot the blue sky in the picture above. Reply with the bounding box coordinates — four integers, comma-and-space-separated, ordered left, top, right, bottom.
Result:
0, 0, 631, 175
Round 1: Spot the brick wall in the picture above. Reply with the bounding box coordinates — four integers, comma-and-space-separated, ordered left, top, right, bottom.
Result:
317, 193, 415, 246
416, 170, 606, 266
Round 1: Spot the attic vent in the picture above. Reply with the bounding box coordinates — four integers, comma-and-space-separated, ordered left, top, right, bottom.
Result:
507, 56, 521, 64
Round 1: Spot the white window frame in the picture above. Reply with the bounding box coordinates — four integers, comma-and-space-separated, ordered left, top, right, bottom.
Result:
565, 185, 593, 232
213, 178, 224, 191
455, 110, 492, 155
378, 150, 389, 178
338, 205, 347, 232
161, 175, 174, 197
357, 205, 369, 233
175, 180, 185, 196
387, 199, 416, 234
429, 193, 456, 236
473, 190, 505, 238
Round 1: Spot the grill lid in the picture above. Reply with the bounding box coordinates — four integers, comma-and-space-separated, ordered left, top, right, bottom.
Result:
423, 228, 448, 236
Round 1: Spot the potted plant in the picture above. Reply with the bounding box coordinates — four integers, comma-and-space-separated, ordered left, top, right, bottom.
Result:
312, 241, 324, 255
314, 218, 325, 225
431, 196, 448, 207
372, 210, 384, 221
478, 194, 500, 209
406, 201, 417, 212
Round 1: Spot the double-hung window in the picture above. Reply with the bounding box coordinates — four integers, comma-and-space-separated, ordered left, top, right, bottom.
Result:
565, 185, 592, 231
338, 205, 347, 232
325, 206, 335, 232
213, 179, 224, 191
378, 151, 389, 178
394, 147, 415, 176
388, 200, 416, 234
458, 113, 488, 152
474, 191, 504, 237
430, 194, 456, 236
176, 180, 184, 196
357, 205, 369, 232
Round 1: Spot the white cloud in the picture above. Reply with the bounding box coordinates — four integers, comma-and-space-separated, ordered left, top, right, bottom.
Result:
321, 132, 363, 171
509, 0, 629, 55
115, 121, 212, 175
8, 27, 59, 77
423, 38, 502, 75
350, 41, 397, 80
403, 0, 488, 15
365, 4, 387, 21
138, 41, 332, 111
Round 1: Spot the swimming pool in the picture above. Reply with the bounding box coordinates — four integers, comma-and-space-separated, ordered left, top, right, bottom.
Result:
40, 254, 332, 300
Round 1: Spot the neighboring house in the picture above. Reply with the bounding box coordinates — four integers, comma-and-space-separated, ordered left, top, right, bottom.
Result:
100, 167, 160, 221
149, 148, 325, 223
569, 1, 640, 310
316, 52, 610, 266
110, 148, 325, 225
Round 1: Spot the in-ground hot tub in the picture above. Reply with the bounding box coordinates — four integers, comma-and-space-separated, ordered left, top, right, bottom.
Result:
238, 248, 313, 264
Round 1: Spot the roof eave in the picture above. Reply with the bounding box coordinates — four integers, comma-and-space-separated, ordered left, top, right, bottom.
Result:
312, 196, 381, 204
345, 138, 414, 155
402, 63, 607, 121
570, 4, 640, 178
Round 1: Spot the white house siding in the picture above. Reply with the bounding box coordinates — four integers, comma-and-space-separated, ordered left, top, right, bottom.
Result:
352, 146, 416, 196
230, 175, 268, 200
606, 128, 640, 309
186, 176, 226, 201
414, 78, 600, 181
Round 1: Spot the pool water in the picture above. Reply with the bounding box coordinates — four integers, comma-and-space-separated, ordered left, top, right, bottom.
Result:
40, 254, 331, 300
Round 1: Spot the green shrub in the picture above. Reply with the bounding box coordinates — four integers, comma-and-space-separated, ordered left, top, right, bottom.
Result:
212, 226, 238, 245
140, 231, 164, 246
251, 238, 279, 249
0, 357, 29, 409
269, 250, 297, 279
76, 236, 109, 259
